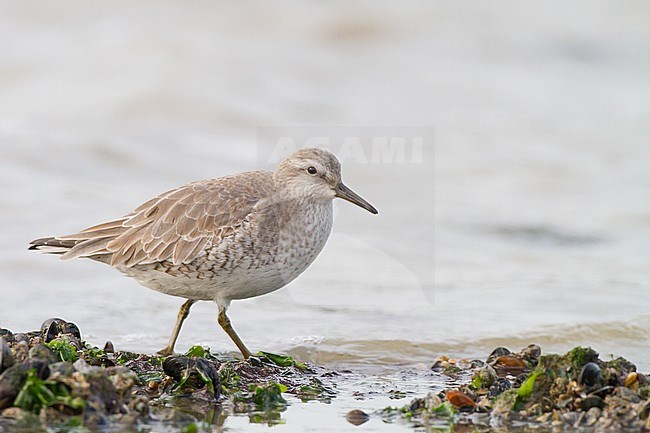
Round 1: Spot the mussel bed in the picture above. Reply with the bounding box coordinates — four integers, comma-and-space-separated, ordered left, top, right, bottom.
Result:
384, 344, 650, 432
0, 320, 648, 432
0, 319, 334, 432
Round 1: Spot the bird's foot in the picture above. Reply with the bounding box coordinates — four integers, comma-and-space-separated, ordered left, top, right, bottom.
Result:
157, 347, 175, 356
247, 355, 264, 367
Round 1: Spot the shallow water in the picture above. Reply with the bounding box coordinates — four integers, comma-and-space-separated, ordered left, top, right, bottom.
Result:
1, 1, 649, 431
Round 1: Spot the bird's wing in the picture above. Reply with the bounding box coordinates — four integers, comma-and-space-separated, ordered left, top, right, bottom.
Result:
55, 171, 274, 267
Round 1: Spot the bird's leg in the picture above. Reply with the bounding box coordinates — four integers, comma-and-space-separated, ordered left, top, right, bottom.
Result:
217, 307, 252, 359
158, 299, 195, 356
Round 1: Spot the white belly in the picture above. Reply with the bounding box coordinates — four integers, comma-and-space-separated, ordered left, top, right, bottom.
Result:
119, 199, 334, 305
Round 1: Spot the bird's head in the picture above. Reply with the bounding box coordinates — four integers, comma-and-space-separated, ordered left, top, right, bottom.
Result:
273, 148, 378, 214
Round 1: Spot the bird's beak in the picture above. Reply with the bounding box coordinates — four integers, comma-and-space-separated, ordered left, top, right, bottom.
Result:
335, 182, 378, 214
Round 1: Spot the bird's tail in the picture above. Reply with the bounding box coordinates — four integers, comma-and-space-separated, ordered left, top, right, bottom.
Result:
29, 237, 77, 255
29, 217, 129, 262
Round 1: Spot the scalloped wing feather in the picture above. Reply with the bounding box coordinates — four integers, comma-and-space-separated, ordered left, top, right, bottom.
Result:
55, 171, 274, 267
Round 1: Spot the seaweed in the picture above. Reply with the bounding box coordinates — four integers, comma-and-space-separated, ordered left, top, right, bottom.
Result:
257, 351, 306, 370
14, 369, 85, 413
45, 340, 78, 363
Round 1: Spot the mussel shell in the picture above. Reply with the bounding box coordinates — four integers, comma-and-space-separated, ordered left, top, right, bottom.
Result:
41, 318, 65, 343
0, 329, 14, 344
519, 344, 541, 363
162, 356, 220, 397
578, 362, 601, 388
162, 356, 190, 381
446, 390, 476, 409
61, 322, 81, 340
488, 378, 512, 398
195, 358, 220, 391
487, 347, 511, 364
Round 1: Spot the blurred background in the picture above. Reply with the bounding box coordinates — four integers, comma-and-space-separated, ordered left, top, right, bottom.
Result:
1, 1, 649, 373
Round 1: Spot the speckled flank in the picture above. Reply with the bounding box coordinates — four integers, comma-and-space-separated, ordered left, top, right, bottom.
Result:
119, 197, 333, 306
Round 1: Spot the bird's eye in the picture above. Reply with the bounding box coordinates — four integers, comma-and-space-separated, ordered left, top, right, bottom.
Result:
307, 166, 318, 175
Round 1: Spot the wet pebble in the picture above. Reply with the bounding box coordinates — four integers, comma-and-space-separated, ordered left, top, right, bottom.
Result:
584, 407, 602, 426
13, 334, 28, 345
346, 409, 370, 426
0, 406, 26, 420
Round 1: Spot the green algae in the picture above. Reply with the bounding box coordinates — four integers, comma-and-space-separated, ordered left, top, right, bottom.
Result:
14, 369, 85, 413
492, 388, 521, 413
566, 346, 599, 372
218, 363, 240, 393
517, 370, 542, 400
251, 382, 287, 409
381, 400, 456, 430
298, 378, 335, 403
185, 345, 210, 358
45, 340, 78, 363
257, 351, 306, 369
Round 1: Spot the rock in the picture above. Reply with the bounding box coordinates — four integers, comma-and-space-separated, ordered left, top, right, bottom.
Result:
11, 341, 29, 364
28, 344, 58, 364
1, 406, 27, 420
0, 338, 14, 374
580, 395, 605, 411
0, 359, 50, 410
472, 365, 497, 389
584, 407, 602, 426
